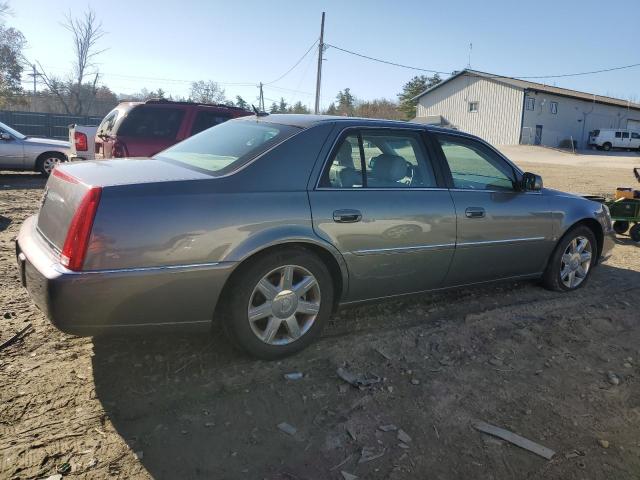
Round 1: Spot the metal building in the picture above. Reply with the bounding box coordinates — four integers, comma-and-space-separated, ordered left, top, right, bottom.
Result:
413, 69, 640, 147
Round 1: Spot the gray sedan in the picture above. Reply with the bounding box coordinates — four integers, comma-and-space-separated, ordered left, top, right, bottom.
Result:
0, 121, 69, 176
16, 115, 615, 358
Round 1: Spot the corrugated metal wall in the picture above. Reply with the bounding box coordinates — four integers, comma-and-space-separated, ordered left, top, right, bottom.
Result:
416, 76, 524, 145
521, 92, 640, 148
0, 110, 103, 139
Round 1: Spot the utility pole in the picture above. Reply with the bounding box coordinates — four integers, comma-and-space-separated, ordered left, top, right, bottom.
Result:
258, 82, 265, 112
27, 64, 38, 94
314, 12, 325, 115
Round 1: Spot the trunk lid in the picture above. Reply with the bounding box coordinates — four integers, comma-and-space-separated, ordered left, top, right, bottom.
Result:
36, 158, 211, 250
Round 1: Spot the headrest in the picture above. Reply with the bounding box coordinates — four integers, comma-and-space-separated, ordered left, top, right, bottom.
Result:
371, 154, 407, 182
329, 165, 360, 188
336, 141, 355, 167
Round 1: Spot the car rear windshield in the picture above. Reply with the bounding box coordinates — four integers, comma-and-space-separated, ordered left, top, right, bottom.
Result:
155, 120, 300, 175
117, 106, 185, 139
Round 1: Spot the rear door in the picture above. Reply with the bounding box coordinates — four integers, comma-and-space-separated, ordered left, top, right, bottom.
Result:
308, 127, 456, 302
431, 132, 554, 286
631, 131, 640, 149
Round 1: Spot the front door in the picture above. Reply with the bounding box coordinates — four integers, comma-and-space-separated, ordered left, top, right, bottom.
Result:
534, 125, 543, 145
0, 131, 25, 168
431, 133, 554, 286
309, 128, 457, 302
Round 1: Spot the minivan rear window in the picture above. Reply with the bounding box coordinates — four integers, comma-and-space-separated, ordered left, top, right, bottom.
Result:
156, 120, 300, 175
118, 106, 185, 139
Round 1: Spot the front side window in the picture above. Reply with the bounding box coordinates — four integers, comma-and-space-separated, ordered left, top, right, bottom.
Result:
320, 130, 437, 189
156, 120, 299, 175
526, 97, 535, 110
97, 110, 119, 137
436, 135, 515, 191
192, 111, 231, 135
469, 102, 479, 113
118, 107, 185, 139
550, 102, 558, 114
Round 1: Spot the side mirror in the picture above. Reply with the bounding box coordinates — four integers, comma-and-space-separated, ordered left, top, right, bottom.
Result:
521, 172, 543, 191
0, 133, 12, 141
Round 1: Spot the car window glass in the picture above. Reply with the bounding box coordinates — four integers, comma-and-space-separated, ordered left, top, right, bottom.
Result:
192, 111, 231, 135
156, 120, 299, 175
320, 134, 363, 188
361, 132, 436, 188
97, 110, 119, 137
436, 135, 515, 191
632, 132, 640, 139
118, 107, 185, 139
615, 131, 622, 138
622, 131, 629, 138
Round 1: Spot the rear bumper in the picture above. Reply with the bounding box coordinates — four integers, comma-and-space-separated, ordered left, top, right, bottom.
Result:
16, 215, 236, 335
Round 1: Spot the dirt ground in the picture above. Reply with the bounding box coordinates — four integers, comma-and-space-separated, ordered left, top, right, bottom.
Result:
1, 147, 640, 480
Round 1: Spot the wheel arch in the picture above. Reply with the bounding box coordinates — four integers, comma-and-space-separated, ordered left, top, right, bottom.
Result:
34, 150, 68, 171
217, 235, 349, 316
558, 217, 604, 260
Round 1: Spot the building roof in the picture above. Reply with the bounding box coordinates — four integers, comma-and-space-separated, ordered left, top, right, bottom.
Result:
413, 69, 640, 111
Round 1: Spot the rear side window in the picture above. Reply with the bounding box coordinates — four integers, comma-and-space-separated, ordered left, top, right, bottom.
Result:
118, 107, 185, 139
191, 111, 231, 135
622, 131, 630, 139
97, 110, 119, 137
632, 132, 640, 139
320, 130, 437, 189
592, 129, 600, 137
615, 131, 622, 138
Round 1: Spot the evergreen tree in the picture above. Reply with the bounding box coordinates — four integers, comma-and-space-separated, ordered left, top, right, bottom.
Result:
397, 74, 442, 119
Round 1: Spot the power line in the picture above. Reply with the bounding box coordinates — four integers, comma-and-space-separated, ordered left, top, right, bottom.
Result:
264, 39, 319, 85
326, 42, 640, 80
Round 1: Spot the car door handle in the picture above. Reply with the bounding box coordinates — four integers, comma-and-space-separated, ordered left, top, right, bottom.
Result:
333, 209, 362, 223
465, 207, 485, 218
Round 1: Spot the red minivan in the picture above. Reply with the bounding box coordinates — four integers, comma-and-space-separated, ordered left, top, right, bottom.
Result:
94, 99, 251, 159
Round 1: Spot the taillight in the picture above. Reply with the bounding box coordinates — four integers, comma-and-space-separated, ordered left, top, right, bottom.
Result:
74, 131, 88, 151
113, 140, 128, 158
59, 185, 102, 271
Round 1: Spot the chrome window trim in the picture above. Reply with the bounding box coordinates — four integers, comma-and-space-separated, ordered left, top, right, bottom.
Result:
316, 187, 450, 192
449, 188, 542, 195
53, 261, 224, 275
314, 125, 439, 190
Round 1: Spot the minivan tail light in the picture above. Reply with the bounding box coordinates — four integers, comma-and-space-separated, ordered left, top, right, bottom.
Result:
60, 186, 102, 271
74, 131, 88, 151
113, 140, 128, 158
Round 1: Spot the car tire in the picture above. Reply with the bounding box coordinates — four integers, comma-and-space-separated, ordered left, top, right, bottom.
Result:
602, 142, 612, 151
542, 225, 597, 292
613, 220, 630, 235
630, 224, 640, 243
36, 152, 66, 176
221, 248, 334, 360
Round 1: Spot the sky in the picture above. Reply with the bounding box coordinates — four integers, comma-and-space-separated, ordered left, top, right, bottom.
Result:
9, 0, 640, 110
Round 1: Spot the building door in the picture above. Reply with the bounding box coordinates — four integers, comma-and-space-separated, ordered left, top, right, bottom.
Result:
534, 125, 543, 145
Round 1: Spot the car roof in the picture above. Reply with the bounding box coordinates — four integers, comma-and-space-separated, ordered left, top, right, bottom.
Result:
234, 113, 468, 135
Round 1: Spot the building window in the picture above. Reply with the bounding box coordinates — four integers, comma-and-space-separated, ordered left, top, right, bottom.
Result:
550, 102, 558, 114
526, 97, 535, 110
468, 102, 479, 113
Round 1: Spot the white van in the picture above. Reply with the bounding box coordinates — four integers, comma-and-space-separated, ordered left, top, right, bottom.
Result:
588, 129, 640, 151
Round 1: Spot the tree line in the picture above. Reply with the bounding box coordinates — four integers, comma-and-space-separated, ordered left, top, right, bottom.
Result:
0, 2, 441, 120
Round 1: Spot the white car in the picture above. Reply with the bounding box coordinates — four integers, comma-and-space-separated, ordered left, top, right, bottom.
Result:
68, 124, 98, 161
588, 128, 640, 151
0, 121, 70, 176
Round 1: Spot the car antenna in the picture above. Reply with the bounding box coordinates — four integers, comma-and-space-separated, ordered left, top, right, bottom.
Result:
251, 105, 268, 117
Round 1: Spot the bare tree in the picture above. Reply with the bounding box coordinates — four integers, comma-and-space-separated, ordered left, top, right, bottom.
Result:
189, 80, 226, 104
37, 8, 106, 115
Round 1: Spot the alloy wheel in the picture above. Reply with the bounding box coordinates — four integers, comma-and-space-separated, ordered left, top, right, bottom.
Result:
248, 264, 321, 345
560, 236, 592, 288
